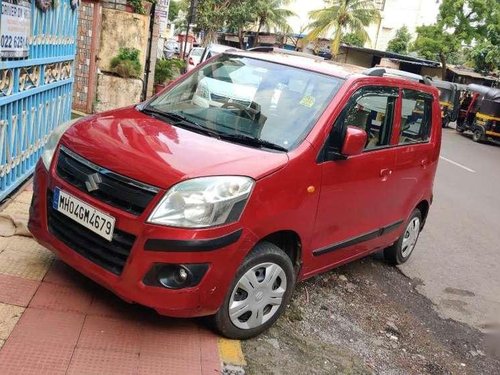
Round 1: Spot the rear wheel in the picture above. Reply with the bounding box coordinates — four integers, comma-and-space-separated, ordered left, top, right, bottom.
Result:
384, 209, 422, 265
213, 242, 296, 339
472, 128, 486, 143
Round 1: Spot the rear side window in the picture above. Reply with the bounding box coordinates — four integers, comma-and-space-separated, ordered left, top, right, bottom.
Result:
338, 86, 398, 151
400, 90, 433, 144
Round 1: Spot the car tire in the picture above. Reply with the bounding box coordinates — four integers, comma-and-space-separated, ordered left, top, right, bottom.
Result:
384, 209, 422, 265
212, 242, 296, 339
472, 128, 485, 143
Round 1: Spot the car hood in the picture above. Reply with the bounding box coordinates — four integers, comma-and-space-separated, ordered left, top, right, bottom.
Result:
60, 107, 289, 190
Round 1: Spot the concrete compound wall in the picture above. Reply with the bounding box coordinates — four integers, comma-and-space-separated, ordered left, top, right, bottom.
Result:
98, 8, 150, 77
72, 1, 158, 113
94, 74, 143, 113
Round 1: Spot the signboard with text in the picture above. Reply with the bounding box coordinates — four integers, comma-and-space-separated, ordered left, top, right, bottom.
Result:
1, 0, 31, 58
155, 0, 170, 36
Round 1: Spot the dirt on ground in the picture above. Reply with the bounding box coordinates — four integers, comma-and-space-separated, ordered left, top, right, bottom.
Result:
242, 254, 500, 375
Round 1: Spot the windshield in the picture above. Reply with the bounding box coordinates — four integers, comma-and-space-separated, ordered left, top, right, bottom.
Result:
438, 88, 453, 103
147, 54, 344, 151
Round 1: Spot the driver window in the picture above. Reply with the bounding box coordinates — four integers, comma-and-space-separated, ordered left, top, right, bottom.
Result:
400, 90, 432, 144
343, 86, 398, 151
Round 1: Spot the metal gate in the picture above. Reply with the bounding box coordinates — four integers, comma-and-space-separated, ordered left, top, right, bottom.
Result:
0, 0, 78, 200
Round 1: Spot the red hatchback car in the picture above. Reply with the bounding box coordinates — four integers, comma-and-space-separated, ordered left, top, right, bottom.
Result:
29, 50, 441, 339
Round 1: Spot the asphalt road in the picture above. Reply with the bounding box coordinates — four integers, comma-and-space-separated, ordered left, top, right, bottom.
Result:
399, 126, 500, 331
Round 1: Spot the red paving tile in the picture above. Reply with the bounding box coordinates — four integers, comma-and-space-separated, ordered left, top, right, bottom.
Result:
0, 273, 40, 307
199, 330, 222, 374
0, 260, 222, 374
140, 319, 202, 355
42, 259, 91, 287
7, 308, 85, 345
0, 340, 75, 375
77, 315, 143, 353
87, 287, 139, 320
138, 350, 203, 375
67, 348, 139, 375
29, 281, 93, 314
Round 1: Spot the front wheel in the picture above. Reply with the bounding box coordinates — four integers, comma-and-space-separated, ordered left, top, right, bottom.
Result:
384, 209, 422, 265
213, 242, 296, 339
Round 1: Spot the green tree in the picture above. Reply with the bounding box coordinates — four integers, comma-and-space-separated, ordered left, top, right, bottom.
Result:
341, 32, 365, 46
254, 0, 296, 46
386, 26, 412, 54
194, 0, 235, 44
412, 24, 459, 79
412, 0, 500, 78
468, 25, 500, 74
168, 0, 181, 22
226, 1, 257, 48
305, 0, 380, 57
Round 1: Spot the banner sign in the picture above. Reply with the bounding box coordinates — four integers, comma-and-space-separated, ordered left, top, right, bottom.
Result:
1, 0, 31, 58
155, 0, 170, 36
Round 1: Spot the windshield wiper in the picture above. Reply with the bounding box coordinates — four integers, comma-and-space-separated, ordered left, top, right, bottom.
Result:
141, 107, 220, 138
219, 133, 288, 152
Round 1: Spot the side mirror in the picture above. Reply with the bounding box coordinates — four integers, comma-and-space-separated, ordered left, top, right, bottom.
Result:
341, 126, 367, 157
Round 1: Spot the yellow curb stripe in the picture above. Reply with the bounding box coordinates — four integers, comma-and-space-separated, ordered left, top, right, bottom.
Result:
218, 338, 246, 366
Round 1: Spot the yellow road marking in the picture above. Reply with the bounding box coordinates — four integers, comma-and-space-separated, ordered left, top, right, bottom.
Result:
218, 338, 246, 366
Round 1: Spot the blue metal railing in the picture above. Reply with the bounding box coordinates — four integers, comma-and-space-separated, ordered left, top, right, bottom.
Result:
0, 1, 77, 200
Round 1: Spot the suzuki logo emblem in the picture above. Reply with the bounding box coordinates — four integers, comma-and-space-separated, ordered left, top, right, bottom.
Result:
85, 173, 102, 192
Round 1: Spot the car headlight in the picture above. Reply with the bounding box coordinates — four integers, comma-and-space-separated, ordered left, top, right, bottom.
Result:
41, 119, 79, 170
148, 176, 254, 228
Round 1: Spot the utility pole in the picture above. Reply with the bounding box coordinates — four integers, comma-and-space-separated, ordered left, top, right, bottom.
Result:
182, 0, 197, 60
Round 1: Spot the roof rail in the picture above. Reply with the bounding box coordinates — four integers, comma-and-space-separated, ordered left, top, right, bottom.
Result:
363, 67, 432, 86
247, 46, 325, 61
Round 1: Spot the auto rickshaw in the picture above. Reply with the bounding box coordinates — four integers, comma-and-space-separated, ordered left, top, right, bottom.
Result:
456, 84, 500, 143
432, 80, 460, 127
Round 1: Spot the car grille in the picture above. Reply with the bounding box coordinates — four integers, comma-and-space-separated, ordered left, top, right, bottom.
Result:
56, 146, 159, 216
210, 93, 251, 107
47, 191, 135, 275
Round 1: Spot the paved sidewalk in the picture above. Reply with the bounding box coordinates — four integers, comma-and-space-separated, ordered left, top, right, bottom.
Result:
0, 186, 222, 375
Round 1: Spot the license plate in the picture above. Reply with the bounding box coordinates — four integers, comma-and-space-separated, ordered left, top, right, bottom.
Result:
53, 188, 115, 241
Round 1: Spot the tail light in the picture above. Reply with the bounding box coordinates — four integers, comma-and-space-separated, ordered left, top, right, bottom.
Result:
188, 57, 194, 65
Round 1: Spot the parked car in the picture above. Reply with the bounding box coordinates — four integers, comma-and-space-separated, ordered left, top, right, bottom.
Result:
198, 43, 240, 64
186, 47, 205, 72
316, 47, 332, 60
163, 40, 180, 59
29, 51, 441, 339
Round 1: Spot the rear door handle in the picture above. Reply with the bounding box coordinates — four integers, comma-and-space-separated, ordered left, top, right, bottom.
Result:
380, 168, 392, 181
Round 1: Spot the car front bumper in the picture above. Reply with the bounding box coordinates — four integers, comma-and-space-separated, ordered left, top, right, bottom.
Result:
28, 160, 257, 318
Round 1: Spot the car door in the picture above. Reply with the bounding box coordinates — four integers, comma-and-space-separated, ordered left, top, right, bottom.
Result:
392, 88, 438, 221
309, 85, 405, 273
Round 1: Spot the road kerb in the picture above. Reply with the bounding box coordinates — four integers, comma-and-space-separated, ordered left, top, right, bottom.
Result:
218, 337, 246, 366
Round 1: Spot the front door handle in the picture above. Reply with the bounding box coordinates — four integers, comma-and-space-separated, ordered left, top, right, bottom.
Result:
421, 158, 429, 169
380, 168, 392, 181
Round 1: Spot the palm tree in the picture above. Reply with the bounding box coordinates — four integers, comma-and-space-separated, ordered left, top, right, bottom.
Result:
306, 0, 380, 57
254, 0, 296, 46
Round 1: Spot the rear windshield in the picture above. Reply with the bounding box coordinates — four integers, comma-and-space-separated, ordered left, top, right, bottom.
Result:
148, 54, 344, 150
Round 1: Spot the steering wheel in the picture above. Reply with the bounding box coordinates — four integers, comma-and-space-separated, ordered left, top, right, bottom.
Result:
221, 101, 260, 121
